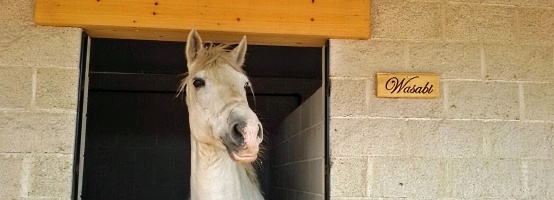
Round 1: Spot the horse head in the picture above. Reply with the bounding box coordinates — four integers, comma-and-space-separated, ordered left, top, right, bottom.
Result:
180, 30, 263, 163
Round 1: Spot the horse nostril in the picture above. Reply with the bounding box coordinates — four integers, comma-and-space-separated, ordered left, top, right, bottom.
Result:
232, 124, 244, 144
257, 124, 263, 141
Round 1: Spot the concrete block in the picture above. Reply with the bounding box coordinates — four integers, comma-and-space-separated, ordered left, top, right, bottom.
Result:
372, 158, 442, 198
367, 80, 445, 118
286, 140, 295, 165
527, 160, 554, 198
446, 3, 517, 42
270, 187, 287, 200
0, 112, 76, 153
519, 7, 554, 44
450, 159, 526, 198
449, 0, 481, 3
446, 81, 519, 120
330, 118, 405, 157
330, 79, 366, 117
302, 87, 325, 130
29, 154, 72, 198
405, 120, 485, 158
0, 154, 23, 198
291, 161, 311, 192
280, 106, 302, 140
301, 98, 313, 130
273, 140, 290, 166
277, 146, 289, 166
521, 0, 554, 6
329, 40, 405, 77
309, 159, 324, 194
0, 0, 34, 23
290, 162, 301, 190
287, 189, 295, 200
293, 131, 306, 161
36, 68, 79, 110
0, 23, 82, 68
371, 1, 442, 39
330, 157, 367, 197
408, 42, 481, 80
482, 0, 521, 5
409, 0, 444, 2
524, 83, 554, 121
286, 106, 302, 138
485, 159, 525, 198
0, 67, 32, 109
295, 192, 323, 200
284, 164, 293, 189
488, 121, 553, 159
294, 129, 305, 161
486, 0, 554, 6
306, 123, 324, 159
448, 159, 487, 198
303, 130, 314, 162
310, 88, 325, 124
484, 44, 553, 81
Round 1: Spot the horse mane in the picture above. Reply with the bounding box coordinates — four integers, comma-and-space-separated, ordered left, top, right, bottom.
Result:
242, 163, 260, 188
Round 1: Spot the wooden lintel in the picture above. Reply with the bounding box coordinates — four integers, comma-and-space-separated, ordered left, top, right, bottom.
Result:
34, 0, 370, 47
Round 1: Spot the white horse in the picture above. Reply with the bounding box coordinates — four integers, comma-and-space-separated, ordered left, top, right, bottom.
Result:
178, 30, 264, 200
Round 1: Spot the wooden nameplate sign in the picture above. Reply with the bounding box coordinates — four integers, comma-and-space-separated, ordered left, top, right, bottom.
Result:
376, 73, 440, 98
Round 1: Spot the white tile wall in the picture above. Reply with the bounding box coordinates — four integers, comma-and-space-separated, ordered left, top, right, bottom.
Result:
271, 88, 325, 200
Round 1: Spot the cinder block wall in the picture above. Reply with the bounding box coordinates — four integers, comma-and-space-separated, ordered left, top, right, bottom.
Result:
329, 0, 554, 199
271, 88, 325, 200
0, 0, 82, 199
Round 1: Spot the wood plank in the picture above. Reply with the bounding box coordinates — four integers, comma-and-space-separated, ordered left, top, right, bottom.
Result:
34, 0, 370, 47
376, 73, 440, 98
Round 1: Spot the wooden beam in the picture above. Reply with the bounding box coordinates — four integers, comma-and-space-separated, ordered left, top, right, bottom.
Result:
34, 0, 370, 47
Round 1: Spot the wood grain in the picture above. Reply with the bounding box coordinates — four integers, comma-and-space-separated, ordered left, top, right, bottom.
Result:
34, 0, 370, 46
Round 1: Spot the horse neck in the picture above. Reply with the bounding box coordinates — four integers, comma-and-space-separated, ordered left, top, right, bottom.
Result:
189, 130, 263, 200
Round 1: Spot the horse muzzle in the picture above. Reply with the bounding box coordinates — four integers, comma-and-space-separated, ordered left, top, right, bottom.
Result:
227, 115, 263, 163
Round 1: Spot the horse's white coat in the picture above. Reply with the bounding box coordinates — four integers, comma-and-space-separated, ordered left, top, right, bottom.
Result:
181, 30, 264, 200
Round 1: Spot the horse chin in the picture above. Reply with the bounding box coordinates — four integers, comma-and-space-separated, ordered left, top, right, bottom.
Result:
231, 152, 258, 163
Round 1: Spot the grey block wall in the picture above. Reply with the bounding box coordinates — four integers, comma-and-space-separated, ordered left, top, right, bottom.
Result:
271, 88, 325, 200
0, 0, 82, 199
329, 0, 554, 199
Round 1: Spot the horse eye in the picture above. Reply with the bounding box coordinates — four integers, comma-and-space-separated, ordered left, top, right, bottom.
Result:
244, 82, 250, 88
193, 79, 205, 88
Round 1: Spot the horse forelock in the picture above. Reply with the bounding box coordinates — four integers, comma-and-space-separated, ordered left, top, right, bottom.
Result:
191, 43, 244, 74
177, 43, 245, 97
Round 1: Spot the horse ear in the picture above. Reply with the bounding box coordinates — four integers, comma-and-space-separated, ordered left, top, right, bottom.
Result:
186, 29, 203, 67
231, 36, 247, 67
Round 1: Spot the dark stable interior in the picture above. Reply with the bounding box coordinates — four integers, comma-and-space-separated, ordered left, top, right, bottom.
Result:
81, 38, 322, 199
